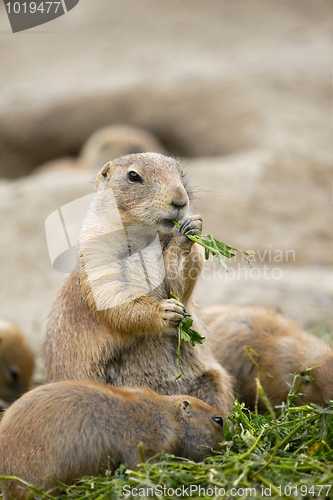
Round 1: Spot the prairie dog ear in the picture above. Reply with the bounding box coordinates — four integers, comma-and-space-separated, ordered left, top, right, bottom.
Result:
181, 399, 192, 417
95, 162, 116, 187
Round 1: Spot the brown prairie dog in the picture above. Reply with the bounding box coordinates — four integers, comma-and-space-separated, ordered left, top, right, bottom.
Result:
34, 124, 167, 175
0, 319, 34, 408
80, 124, 168, 172
0, 381, 224, 499
202, 305, 333, 411
44, 153, 234, 416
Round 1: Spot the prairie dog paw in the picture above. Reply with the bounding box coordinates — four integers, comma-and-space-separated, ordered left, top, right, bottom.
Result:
177, 214, 202, 248
159, 298, 185, 326
180, 214, 202, 236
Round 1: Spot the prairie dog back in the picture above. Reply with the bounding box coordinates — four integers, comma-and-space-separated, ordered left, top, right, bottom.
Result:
203, 305, 333, 410
80, 125, 167, 172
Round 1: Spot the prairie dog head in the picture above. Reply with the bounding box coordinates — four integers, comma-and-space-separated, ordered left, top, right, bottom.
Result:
0, 319, 34, 403
173, 396, 224, 461
94, 153, 192, 232
296, 351, 333, 406
276, 334, 333, 407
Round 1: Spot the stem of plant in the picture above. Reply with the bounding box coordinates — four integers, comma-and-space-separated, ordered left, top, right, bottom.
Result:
170, 292, 205, 379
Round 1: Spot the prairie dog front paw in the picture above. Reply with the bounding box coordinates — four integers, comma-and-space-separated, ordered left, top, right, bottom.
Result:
159, 298, 185, 326
177, 214, 202, 248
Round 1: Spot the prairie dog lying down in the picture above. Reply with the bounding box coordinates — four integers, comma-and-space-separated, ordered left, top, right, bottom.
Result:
0, 380, 224, 499
203, 305, 333, 411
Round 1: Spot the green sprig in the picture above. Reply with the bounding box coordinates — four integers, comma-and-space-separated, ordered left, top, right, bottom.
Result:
172, 219, 253, 271
170, 292, 205, 380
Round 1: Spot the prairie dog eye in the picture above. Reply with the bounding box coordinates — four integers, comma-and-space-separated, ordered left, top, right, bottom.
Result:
7, 366, 19, 382
213, 416, 223, 427
299, 371, 312, 385
128, 171, 143, 183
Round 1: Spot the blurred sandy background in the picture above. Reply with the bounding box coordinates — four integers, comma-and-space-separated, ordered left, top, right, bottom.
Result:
0, 0, 331, 379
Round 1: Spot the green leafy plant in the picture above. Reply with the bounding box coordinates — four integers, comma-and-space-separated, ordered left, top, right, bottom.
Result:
172, 219, 253, 270
169, 221, 253, 378
2, 397, 332, 500
170, 292, 205, 380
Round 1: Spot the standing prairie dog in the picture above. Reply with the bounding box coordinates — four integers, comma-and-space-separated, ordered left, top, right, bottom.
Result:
0, 319, 34, 408
0, 381, 224, 500
202, 305, 333, 411
44, 153, 234, 416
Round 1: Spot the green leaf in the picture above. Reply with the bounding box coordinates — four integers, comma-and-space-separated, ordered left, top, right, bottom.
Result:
172, 219, 254, 271
170, 292, 205, 379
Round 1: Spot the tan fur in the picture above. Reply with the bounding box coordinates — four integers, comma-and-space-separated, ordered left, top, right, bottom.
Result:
203, 305, 333, 411
34, 124, 167, 175
44, 153, 234, 416
0, 381, 224, 499
0, 319, 34, 407
80, 124, 167, 171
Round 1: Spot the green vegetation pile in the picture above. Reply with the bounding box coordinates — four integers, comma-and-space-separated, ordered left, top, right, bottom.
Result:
1, 382, 332, 500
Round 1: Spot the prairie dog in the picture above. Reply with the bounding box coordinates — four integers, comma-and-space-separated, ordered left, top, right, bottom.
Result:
0, 381, 224, 499
34, 124, 167, 175
44, 153, 234, 416
0, 319, 34, 408
80, 124, 167, 171
203, 305, 333, 411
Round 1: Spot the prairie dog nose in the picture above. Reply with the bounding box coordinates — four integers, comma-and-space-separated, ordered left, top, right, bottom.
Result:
171, 186, 188, 208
